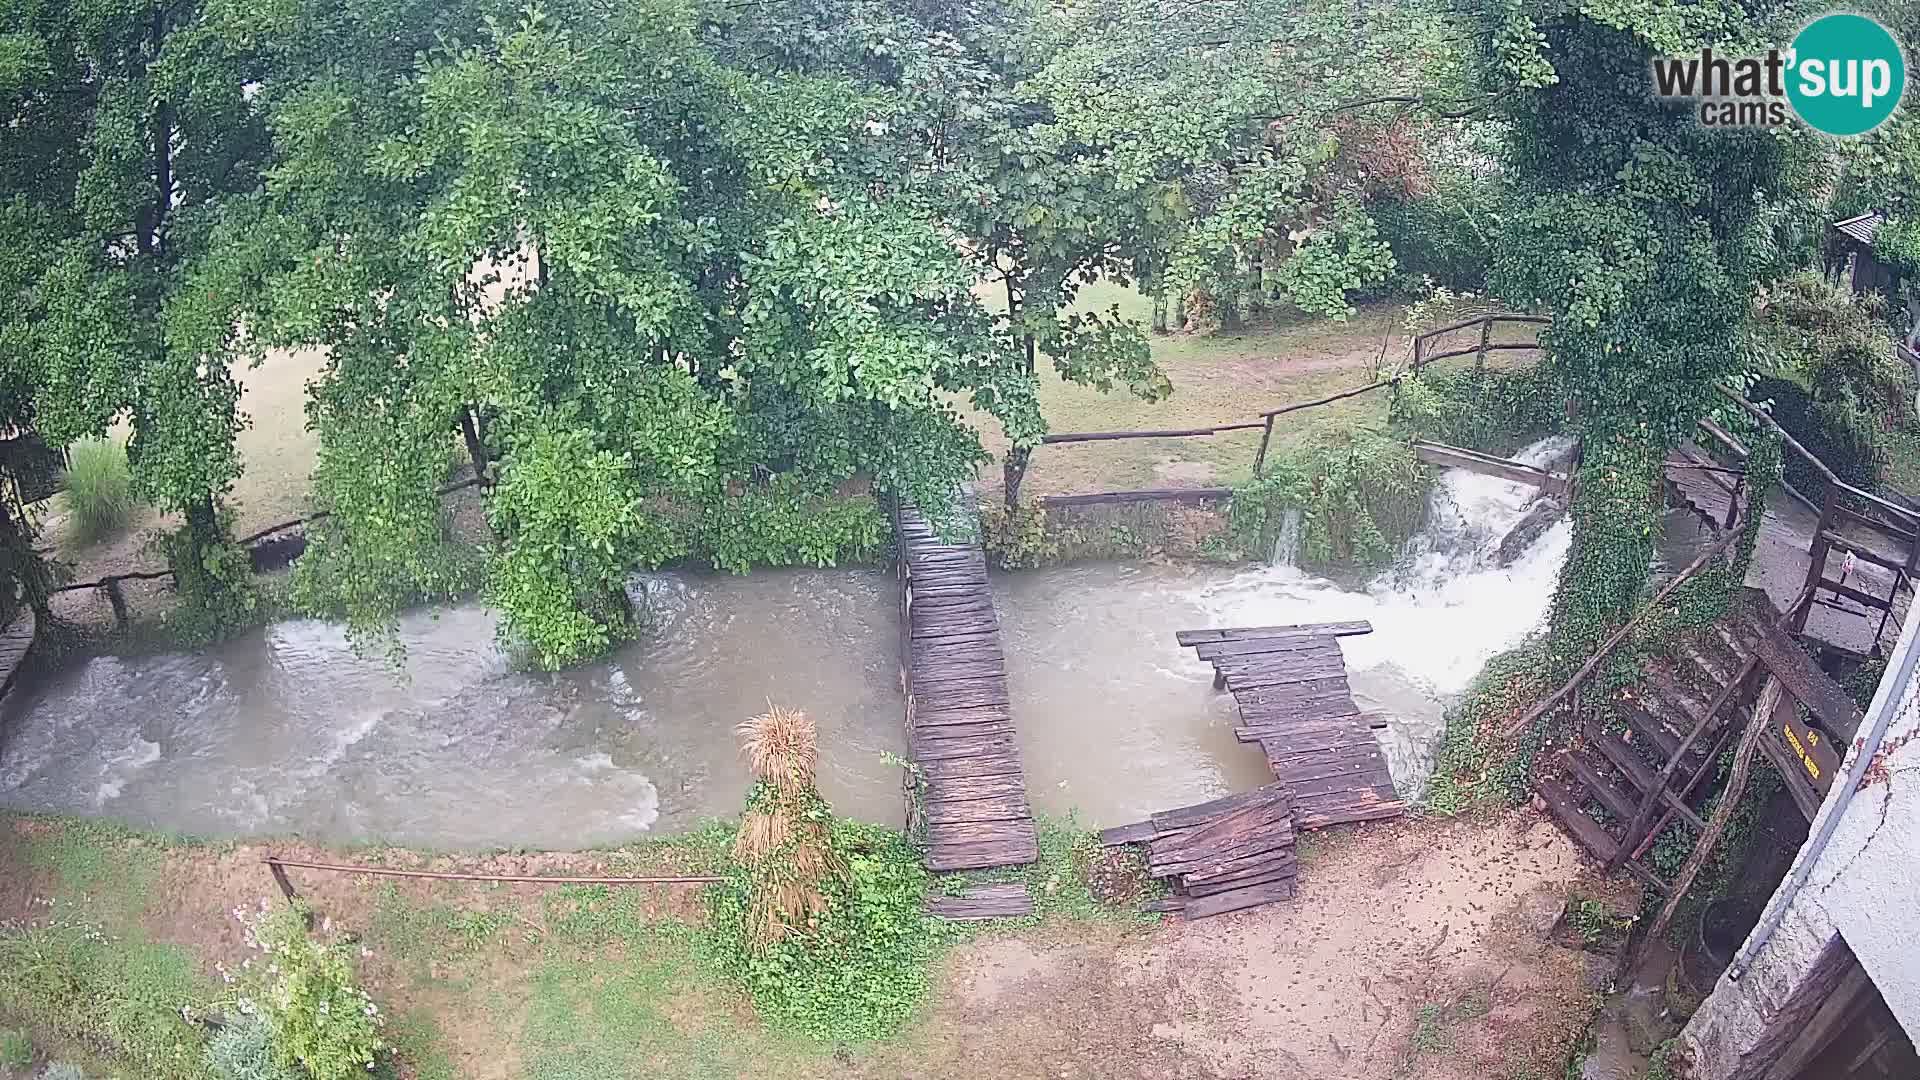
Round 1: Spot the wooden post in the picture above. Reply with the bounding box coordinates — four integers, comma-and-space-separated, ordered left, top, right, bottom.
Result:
267, 859, 298, 905
1793, 490, 1837, 634
1644, 674, 1784, 944
1412, 333, 1424, 371
1476, 317, 1491, 374
1253, 415, 1276, 478
103, 577, 129, 633
459, 405, 490, 489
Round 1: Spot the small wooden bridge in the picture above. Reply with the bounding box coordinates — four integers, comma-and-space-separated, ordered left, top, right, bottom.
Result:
894, 503, 1039, 872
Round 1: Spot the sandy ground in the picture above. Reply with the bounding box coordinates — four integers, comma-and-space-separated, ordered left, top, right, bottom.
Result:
0, 811, 1613, 1080
860, 814, 1605, 1080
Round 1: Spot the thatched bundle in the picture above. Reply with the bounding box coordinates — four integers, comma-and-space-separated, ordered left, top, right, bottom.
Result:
734, 704, 846, 948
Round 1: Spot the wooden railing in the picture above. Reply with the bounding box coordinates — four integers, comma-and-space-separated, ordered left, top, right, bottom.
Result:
1011, 313, 1546, 510
1410, 313, 1552, 370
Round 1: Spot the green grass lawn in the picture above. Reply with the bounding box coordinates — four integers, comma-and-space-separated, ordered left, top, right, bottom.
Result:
974, 282, 1425, 496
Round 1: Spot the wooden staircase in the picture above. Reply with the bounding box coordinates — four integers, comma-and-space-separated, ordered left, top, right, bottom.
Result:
1536, 598, 1774, 890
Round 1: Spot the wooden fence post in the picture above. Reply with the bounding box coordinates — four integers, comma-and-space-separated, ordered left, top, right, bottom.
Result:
267, 859, 299, 905
1476, 317, 1491, 374
1253, 415, 1276, 478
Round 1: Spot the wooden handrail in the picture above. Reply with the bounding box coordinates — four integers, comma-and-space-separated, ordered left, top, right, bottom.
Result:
1717, 386, 1919, 529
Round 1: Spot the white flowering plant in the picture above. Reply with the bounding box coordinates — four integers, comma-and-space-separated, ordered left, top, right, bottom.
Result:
227, 901, 388, 1080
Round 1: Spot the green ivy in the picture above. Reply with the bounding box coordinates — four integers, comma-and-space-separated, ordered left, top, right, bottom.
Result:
1874, 216, 1920, 279
1425, 637, 1559, 813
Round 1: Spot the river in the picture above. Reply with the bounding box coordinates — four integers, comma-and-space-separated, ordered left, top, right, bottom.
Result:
0, 441, 1573, 849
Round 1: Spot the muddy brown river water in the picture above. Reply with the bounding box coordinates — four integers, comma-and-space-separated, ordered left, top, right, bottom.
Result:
1, 441, 1576, 849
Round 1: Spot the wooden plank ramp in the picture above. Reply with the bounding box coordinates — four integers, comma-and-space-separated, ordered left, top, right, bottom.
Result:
897, 503, 1039, 872
1100, 782, 1298, 919
927, 883, 1034, 921
1179, 622, 1407, 829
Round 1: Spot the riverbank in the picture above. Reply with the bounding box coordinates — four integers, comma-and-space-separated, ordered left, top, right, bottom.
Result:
0, 809, 1616, 1080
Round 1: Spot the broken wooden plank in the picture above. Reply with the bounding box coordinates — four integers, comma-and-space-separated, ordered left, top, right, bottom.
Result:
1174, 621, 1374, 646
928, 883, 1034, 921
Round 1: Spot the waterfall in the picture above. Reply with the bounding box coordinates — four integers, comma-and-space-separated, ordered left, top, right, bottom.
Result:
1192, 435, 1578, 799
1268, 507, 1303, 569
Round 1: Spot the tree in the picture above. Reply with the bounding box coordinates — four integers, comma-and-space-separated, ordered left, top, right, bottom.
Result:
1478, 0, 1819, 661
220, 0, 1044, 666
0, 0, 267, 635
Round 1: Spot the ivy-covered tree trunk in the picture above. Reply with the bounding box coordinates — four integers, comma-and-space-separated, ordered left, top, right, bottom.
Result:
1545, 435, 1664, 669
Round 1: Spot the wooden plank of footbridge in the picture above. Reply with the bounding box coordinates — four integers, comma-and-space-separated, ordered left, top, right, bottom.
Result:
897, 504, 1039, 872
1176, 622, 1407, 830
1099, 782, 1299, 919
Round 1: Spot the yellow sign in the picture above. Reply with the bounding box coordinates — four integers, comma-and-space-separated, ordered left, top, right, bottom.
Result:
1779, 711, 1840, 794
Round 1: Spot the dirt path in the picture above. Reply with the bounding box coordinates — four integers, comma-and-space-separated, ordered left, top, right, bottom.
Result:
0, 810, 1607, 1080
855, 813, 1600, 1080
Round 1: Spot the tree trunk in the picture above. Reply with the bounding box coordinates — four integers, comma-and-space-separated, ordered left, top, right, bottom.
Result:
459, 405, 490, 488
1151, 291, 1168, 335
1220, 295, 1243, 332
1003, 446, 1031, 510
1172, 292, 1186, 333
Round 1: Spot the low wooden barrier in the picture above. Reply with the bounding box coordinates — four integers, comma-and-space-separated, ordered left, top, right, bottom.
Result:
1007, 313, 1546, 511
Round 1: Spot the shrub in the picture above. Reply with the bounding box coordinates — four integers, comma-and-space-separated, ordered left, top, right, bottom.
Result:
1746, 274, 1913, 425
714, 705, 933, 1041
1229, 432, 1431, 573
62, 437, 134, 543
692, 478, 887, 574
236, 904, 387, 1080
0, 1027, 30, 1069
710, 818, 933, 1042
1371, 185, 1493, 291
979, 501, 1058, 570
1749, 377, 1885, 500
204, 1015, 299, 1080
1390, 364, 1564, 455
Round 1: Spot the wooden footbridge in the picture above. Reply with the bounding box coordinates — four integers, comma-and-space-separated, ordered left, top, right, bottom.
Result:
894, 503, 1039, 872
1099, 620, 1407, 919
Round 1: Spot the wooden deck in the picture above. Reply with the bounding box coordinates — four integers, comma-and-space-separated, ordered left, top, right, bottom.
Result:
1664, 443, 1744, 533
896, 504, 1039, 872
1177, 622, 1407, 829
0, 607, 35, 699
